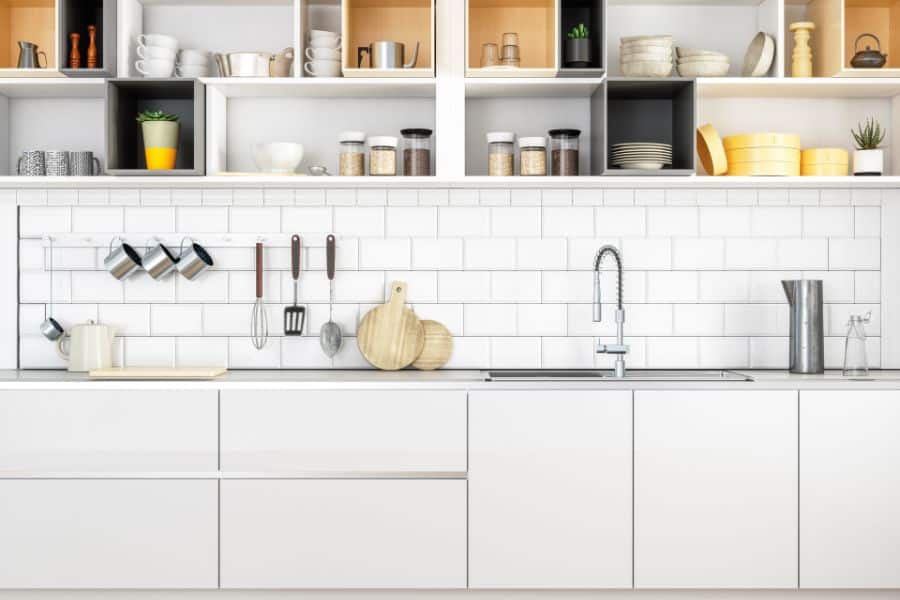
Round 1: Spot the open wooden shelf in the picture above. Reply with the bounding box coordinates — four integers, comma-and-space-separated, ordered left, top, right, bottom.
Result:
342, 0, 434, 78
58, 0, 115, 77
0, 0, 56, 72
466, 0, 558, 77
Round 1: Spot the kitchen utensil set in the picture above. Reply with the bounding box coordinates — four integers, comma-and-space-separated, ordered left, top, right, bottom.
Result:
251, 242, 269, 350
610, 142, 673, 170
40, 236, 65, 342
620, 35, 672, 77
17, 150, 101, 176
103, 236, 214, 280
306, 30, 341, 77
284, 235, 306, 336
320, 235, 343, 357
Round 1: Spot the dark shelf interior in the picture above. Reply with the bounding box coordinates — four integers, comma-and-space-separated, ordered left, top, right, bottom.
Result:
559, 0, 604, 72
106, 79, 204, 175
59, 0, 115, 76
605, 78, 695, 173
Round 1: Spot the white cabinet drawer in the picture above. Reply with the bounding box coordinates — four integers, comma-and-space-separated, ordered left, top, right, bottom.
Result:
220, 390, 466, 473
0, 480, 218, 589
220, 479, 467, 588
0, 390, 217, 473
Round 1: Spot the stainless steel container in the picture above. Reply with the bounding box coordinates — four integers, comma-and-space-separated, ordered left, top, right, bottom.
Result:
176, 238, 214, 280
357, 41, 419, 69
782, 279, 824, 374
104, 237, 143, 280
143, 241, 179, 279
40, 317, 64, 341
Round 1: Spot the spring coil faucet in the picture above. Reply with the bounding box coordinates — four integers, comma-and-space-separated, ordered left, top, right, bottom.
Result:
593, 245, 629, 378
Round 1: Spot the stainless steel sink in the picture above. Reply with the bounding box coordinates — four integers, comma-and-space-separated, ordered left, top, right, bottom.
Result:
485, 369, 753, 382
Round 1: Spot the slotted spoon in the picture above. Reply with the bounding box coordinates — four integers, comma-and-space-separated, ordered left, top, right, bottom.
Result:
320, 234, 343, 357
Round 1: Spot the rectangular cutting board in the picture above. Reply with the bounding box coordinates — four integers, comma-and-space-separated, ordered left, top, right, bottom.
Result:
89, 368, 227, 380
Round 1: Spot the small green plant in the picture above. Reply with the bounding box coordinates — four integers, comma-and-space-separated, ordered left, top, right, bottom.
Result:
136, 109, 179, 124
851, 117, 885, 150
567, 23, 589, 39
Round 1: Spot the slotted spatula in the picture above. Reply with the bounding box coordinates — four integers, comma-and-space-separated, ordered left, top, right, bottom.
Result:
284, 234, 305, 335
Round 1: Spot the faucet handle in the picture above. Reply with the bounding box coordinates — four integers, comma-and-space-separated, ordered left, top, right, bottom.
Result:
597, 343, 629, 355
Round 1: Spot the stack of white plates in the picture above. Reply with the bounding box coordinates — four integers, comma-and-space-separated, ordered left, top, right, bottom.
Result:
620, 35, 672, 77
610, 142, 673, 170
675, 48, 729, 77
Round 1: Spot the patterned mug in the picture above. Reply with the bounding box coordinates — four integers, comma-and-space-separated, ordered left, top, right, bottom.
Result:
16, 150, 46, 176
45, 150, 69, 176
68, 151, 102, 176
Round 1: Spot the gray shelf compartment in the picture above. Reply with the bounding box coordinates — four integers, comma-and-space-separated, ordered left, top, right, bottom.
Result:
105, 78, 205, 177
604, 77, 695, 176
558, 0, 605, 76
59, 0, 116, 77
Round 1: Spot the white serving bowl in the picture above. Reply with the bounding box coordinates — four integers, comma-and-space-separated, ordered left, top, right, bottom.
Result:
622, 52, 672, 63
621, 60, 673, 77
253, 142, 304, 174
621, 41, 672, 52
677, 54, 728, 64
676, 61, 730, 77
676, 47, 725, 58
621, 35, 672, 44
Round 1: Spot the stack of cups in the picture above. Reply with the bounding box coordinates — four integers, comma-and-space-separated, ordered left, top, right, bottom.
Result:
135, 33, 178, 77
304, 30, 341, 77
501, 32, 520, 67
176, 49, 209, 78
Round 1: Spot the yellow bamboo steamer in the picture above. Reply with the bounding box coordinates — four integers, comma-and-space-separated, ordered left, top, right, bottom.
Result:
801, 163, 849, 176
725, 147, 801, 163
728, 161, 801, 176
696, 124, 728, 176
723, 132, 801, 150
801, 148, 849, 166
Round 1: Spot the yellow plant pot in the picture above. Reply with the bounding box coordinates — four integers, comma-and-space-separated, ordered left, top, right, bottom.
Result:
141, 120, 179, 171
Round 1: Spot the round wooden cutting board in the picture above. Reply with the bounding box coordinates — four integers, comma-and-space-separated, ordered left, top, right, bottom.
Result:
412, 320, 453, 371
357, 281, 424, 371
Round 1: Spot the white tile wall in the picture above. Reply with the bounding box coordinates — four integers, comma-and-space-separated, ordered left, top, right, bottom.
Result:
16, 187, 885, 370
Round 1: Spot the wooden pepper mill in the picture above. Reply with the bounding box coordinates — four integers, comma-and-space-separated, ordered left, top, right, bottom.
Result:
69, 32, 81, 69
790, 21, 816, 77
87, 25, 98, 69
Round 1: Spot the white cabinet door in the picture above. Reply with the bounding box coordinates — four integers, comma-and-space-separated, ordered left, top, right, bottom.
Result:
468, 390, 633, 588
220, 390, 466, 473
801, 390, 900, 588
220, 479, 466, 588
634, 390, 798, 589
0, 480, 218, 589
0, 390, 217, 473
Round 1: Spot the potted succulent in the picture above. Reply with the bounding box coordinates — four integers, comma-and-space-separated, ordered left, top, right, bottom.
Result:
851, 117, 885, 176
565, 23, 591, 68
136, 109, 180, 171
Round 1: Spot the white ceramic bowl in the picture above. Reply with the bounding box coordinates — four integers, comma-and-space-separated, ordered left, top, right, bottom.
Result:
309, 36, 341, 49
742, 31, 775, 77
677, 61, 730, 77
676, 47, 726, 58
178, 49, 209, 66
621, 41, 672, 52
677, 54, 728, 64
253, 142, 304, 174
137, 33, 178, 49
175, 64, 210, 78
622, 52, 672, 63
621, 60, 673, 77
621, 35, 672, 44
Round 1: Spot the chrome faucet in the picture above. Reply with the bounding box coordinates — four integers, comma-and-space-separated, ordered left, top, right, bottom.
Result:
593, 245, 628, 378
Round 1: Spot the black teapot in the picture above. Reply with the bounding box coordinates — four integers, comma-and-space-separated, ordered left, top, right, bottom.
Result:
850, 33, 887, 68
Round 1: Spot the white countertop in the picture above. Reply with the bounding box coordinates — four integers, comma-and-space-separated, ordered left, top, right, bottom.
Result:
2, 369, 900, 390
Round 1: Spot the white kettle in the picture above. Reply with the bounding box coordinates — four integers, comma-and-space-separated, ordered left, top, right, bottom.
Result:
56, 320, 115, 372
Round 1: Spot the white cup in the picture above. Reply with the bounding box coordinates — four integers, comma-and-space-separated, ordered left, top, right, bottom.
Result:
305, 47, 340, 61
178, 49, 208, 66
309, 36, 341, 49
304, 59, 341, 77
309, 29, 339, 39
175, 64, 209, 78
137, 44, 177, 60
135, 58, 175, 77
137, 33, 178, 49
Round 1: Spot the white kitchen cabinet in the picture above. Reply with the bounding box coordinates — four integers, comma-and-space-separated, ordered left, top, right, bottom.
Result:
801, 390, 900, 588
220, 390, 466, 473
0, 480, 218, 589
634, 390, 798, 589
220, 479, 467, 589
468, 390, 633, 588
0, 390, 218, 473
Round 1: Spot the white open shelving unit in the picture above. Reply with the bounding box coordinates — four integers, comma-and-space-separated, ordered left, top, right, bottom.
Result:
0, 0, 899, 181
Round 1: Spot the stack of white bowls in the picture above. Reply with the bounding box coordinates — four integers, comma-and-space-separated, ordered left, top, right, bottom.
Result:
620, 35, 672, 77
176, 49, 210, 78
134, 33, 178, 77
304, 29, 342, 77
675, 48, 729, 77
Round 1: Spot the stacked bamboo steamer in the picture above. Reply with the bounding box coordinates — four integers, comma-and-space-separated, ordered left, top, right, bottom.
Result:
801, 148, 849, 176
722, 133, 801, 176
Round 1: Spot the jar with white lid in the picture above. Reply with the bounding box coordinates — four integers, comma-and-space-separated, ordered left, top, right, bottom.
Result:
519, 136, 547, 176
339, 130, 366, 176
367, 136, 398, 176
487, 131, 515, 176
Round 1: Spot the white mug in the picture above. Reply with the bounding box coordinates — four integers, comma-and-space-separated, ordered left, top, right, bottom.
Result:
305, 47, 340, 61
309, 36, 341, 49
137, 33, 178, 49
175, 64, 209, 78
178, 49, 209, 66
304, 59, 341, 77
309, 29, 339, 39
137, 44, 177, 60
135, 58, 175, 77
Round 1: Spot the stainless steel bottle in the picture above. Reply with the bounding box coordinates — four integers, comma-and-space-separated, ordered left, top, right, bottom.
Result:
782, 279, 824, 374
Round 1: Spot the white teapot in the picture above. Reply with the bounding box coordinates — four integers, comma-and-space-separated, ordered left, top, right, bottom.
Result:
56, 320, 115, 372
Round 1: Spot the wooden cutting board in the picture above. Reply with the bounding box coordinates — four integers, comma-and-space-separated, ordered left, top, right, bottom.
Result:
412, 320, 453, 371
89, 367, 227, 380
357, 281, 424, 371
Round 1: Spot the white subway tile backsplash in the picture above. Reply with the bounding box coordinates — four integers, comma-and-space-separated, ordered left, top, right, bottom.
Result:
439, 206, 490, 237
699, 337, 749, 368
203, 304, 252, 336
749, 271, 799, 303
49, 304, 99, 330
572, 189, 602, 206
634, 189, 664, 206
541, 189, 572, 206
777, 238, 828, 270
413, 238, 462, 270
604, 189, 634, 206
789, 189, 819, 206
442, 337, 489, 368
673, 304, 724, 336
465, 239, 515, 270
491, 337, 540, 368
326, 189, 356, 206
264, 189, 295, 206
51, 247, 95, 270
295, 189, 326, 206
479, 189, 510, 206
725, 304, 780, 336
803, 271, 854, 304
517, 304, 566, 336
465, 304, 517, 336
233, 189, 264, 206
387, 207, 436, 237
700, 207, 751, 237
229, 337, 281, 368
48, 190, 78, 206
750, 337, 788, 369
491, 207, 541, 237
280, 207, 333, 234
696, 189, 727, 206
21, 207, 71, 236
752, 207, 801, 237
803, 207, 852, 237
384, 271, 437, 303
438, 271, 490, 303
123, 207, 173, 233
647, 207, 698, 237
77, 189, 109, 205
151, 304, 202, 336
491, 272, 541, 303
17, 190, 47, 206
229, 207, 281, 233
281, 336, 332, 369
568, 237, 620, 270
855, 206, 881, 237
70, 272, 120, 303
411, 303, 463, 336
819, 189, 851, 206
201, 189, 232, 206
726, 238, 777, 270
622, 238, 671, 270
646, 271, 698, 303
418, 189, 449, 206
596, 207, 645, 237
542, 337, 594, 369
108, 189, 140, 205
543, 207, 593, 237
830, 238, 880, 270
140, 189, 171, 206
852, 189, 881, 206
231, 270, 281, 303
517, 238, 567, 270
20, 336, 66, 369
854, 271, 880, 303
628, 304, 674, 336
99, 304, 150, 336
727, 189, 756, 206
360, 239, 411, 270
331, 338, 371, 369
388, 190, 418, 206
757, 189, 788, 206
449, 189, 479, 206
178, 206, 229, 234
646, 337, 698, 368
125, 337, 175, 367
176, 337, 228, 368
333, 271, 385, 303
673, 238, 724, 270
124, 275, 175, 304
511, 189, 542, 206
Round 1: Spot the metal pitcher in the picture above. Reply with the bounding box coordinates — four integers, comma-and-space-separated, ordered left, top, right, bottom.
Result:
17, 41, 47, 69
782, 279, 824, 374
357, 41, 419, 69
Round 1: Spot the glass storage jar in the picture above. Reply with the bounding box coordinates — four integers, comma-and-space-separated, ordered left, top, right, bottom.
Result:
549, 128, 581, 176
338, 130, 366, 176
843, 312, 872, 377
367, 136, 398, 176
519, 136, 547, 176
401, 128, 432, 176
487, 131, 515, 176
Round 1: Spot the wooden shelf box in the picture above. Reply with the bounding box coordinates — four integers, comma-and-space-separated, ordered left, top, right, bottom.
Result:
106, 78, 205, 176
0, 0, 58, 75
559, 0, 604, 75
58, 0, 115, 77
802, 0, 900, 76
466, 0, 558, 77
342, 0, 434, 78
605, 78, 695, 176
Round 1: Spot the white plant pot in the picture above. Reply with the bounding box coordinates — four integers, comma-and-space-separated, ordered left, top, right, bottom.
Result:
853, 149, 884, 176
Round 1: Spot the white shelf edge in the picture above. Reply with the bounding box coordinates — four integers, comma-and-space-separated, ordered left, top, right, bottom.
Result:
200, 76, 437, 98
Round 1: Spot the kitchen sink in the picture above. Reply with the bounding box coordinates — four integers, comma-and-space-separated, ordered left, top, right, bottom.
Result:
485, 369, 753, 382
